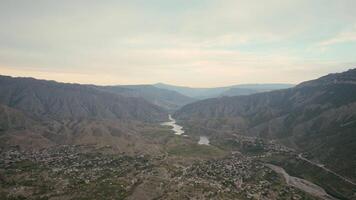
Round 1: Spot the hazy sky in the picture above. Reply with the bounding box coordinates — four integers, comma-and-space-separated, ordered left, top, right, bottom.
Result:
1, 0, 356, 87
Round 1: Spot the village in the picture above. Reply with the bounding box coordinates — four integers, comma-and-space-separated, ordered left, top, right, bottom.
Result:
0, 137, 316, 200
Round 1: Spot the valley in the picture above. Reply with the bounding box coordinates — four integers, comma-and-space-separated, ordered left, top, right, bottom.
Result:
2, 127, 347, 199
2, 1, 356, 199
1, 69, 356, 199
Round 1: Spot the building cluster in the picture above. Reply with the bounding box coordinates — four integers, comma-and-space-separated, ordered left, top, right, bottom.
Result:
182, 152, 303, 199
233, 135, 295, 154
0, 145, 152, 186
0, 142, 306, 199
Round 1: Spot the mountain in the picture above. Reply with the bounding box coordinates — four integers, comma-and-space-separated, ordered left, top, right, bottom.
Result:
220, 84, 294, 97
174, 68, 356, 180
0, 75, 166, 122
97, 85, 195, 111
0, 75, 168, 151
220, 88, 260, 96
155, 83, 294, 99
154, 83, 228, 99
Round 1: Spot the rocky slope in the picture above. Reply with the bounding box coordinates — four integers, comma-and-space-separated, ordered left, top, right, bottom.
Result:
0, 104, 35, 131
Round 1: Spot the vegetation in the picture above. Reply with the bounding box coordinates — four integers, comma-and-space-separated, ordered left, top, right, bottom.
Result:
168, 144, 226, 158
261, 153, 356, 200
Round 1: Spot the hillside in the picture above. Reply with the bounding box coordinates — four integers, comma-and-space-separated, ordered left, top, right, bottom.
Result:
175, 68, 356, 180
0, 104, 35, 131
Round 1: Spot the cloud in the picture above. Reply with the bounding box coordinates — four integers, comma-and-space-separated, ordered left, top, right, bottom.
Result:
318, 25, 356, 47
0, 0, 355, 86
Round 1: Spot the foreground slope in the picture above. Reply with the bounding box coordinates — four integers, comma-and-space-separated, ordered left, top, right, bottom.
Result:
175, 68, 356, 180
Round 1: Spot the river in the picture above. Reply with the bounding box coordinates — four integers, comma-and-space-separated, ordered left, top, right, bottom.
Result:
161, 115, 210, 145
161, 114, 185, 135
198, 136, 210, 145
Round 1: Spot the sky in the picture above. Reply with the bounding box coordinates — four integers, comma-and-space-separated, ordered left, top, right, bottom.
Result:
1, 0, 356, 87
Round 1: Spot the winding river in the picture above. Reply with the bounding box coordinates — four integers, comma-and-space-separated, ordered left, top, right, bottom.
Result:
161, 114, 185, 135
161, 115, 210, 145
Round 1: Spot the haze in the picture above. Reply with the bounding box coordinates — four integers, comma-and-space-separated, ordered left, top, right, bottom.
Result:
1, 0, 356, 87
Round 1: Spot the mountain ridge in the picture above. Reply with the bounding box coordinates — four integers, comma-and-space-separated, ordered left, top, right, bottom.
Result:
0, 75, 167, 122
97, 84, 195, 111
155, 82, 294, 99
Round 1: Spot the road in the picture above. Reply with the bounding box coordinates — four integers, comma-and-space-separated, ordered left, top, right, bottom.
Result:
297, 154, 356, 186
266, 164, 338, 200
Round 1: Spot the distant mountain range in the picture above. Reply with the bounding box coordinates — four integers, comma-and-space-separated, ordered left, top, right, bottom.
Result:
97, 85, 195, 111
1, 69, 356, 194
99, 83, 294, 110
174, 68, 356, 181
0, 75, 295, 152
154, 83, 294, 99
4, 70, 354, 181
